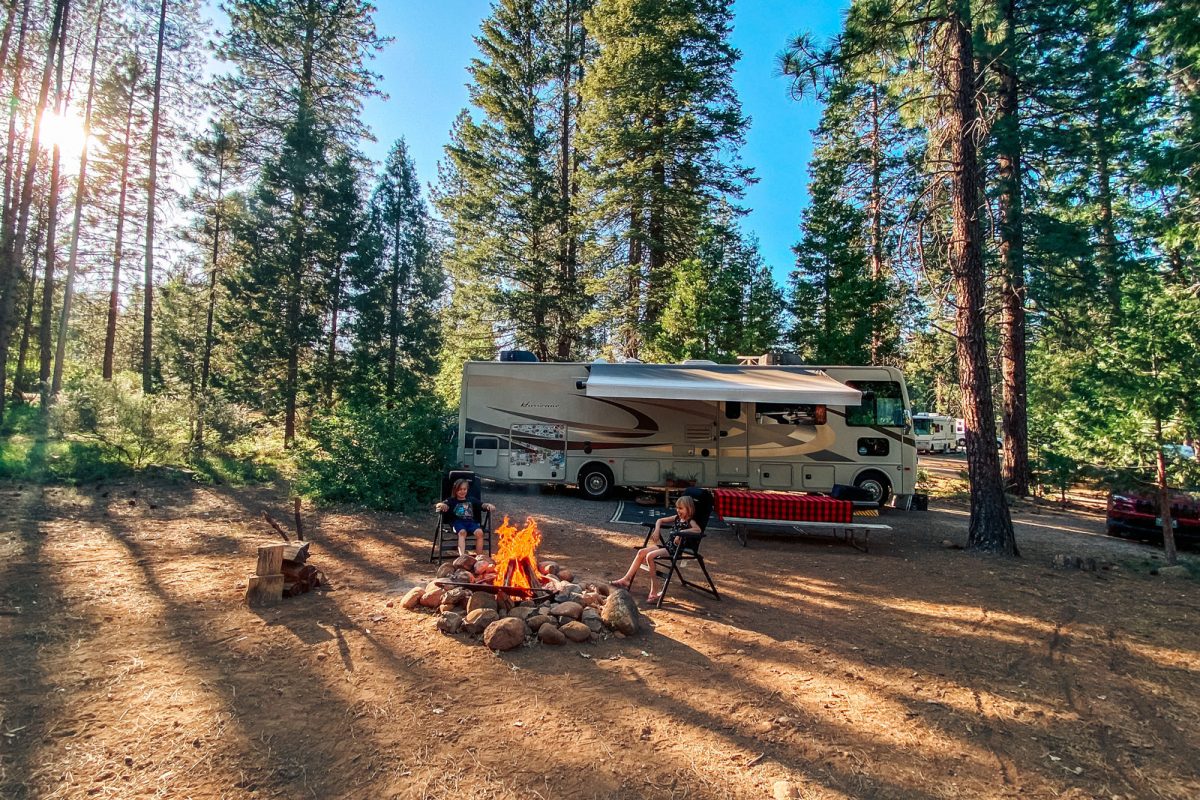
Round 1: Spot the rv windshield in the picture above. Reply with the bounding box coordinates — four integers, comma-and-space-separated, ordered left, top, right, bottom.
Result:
845, 381, 905, 427
913, 418, 932, 435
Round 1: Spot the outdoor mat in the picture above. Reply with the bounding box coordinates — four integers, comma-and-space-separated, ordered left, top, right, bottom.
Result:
610, 499, 728, 529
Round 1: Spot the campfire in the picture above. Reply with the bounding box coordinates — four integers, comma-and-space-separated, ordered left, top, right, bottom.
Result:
402, 515, 644, 649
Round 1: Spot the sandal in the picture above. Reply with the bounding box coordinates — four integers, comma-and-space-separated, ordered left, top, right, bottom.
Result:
611, 578, 631, 589
646, 592, 662, 604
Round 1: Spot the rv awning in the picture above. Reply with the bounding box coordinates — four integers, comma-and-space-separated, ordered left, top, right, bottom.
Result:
584, 363, 862, 405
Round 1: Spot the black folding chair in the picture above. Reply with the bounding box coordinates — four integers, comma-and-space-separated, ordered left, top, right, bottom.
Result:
431, 470, 492, 563
639, 487, 720, 608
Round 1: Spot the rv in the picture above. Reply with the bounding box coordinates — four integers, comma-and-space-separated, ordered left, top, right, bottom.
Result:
912, 413, 956, 454
456, 359, 917, 507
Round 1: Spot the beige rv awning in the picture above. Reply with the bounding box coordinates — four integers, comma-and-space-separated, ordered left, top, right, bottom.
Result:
584, 363, 862, 405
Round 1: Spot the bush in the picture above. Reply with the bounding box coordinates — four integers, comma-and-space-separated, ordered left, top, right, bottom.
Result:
51, 375, 190, 468
295, 396, 455, 511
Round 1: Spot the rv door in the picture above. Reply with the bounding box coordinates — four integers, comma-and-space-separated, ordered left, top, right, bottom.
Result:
717, 401, 750, 479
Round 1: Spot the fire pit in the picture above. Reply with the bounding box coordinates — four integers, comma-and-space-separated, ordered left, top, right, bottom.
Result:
401, 516, 645, 649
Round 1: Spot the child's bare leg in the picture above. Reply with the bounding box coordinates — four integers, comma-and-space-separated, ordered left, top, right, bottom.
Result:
456, 530, 467, 556
613, 547, 652, 587
475, 530, 485, 555
646, 547, 668, 600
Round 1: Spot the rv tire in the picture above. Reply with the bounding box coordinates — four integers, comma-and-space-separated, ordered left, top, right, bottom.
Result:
579, 464, 614, 500
853, 471, 892, 508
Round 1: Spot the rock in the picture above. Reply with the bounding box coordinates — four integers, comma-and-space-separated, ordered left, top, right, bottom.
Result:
451, 569, 474, 583
464, 608, 499, 635
594, 583, 612, 597
773, 780, 798, 800
1156, 564, 1191, 578
466, 592, 498, 614
601, 589, 641, 635
580, 591, 604, 607
385, 600, 394, 608
419, 583, 446, 608
550, 601, 584, 620
540, 561, 560, 576
400, 587, 424, 610
474, 560, 493, 576
558, 567, 574, 583
483, 617, 527, 651
557, 582, 582, 597
436, 562, 456, 578
537, 623, 567, 645
581, 607, 601, 622
584, 617, 604, 634
453, 554, 476, 571
561, 621, 592, 643
525, 614, 554, 632
507, 606, 536, 622
444, 588, 470, 608
941, 539, 959, 549
436, 612, 463, 634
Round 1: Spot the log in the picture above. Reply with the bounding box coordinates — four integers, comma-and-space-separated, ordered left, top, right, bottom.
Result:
256, 544, 285, 577
281, 541, 310, 564
245, 574, 284, 606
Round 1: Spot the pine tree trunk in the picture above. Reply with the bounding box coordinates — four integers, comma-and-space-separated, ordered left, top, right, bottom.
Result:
995, 0, 1029, 496
38, 7, 69, 405
53, 0, 105, 397
868, 83, 885, 363
1, 0, 30, 213
1154, 417, 1178, 565
623, 204, 643, 358
946, 2, 1016, 555
645, 153, 666, 331
103, 70, 138, 381
0, 1, 17, 88
385, 219, 400, 408
196, 155, 225, 452
324, 259, 341, 405
0, 0, 68, 423
555, 0, 577, 361
12, 272, 36, 403
142, 0, 168, 393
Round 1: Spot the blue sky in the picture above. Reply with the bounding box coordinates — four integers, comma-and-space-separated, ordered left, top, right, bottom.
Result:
361, 1, 851, 285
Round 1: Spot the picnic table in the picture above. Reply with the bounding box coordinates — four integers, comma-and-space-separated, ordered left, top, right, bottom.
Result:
712, 488, 890, 552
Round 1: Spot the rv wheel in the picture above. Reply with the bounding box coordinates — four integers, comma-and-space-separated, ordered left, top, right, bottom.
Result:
853, 471, 892, 508
579, 465, 614, 500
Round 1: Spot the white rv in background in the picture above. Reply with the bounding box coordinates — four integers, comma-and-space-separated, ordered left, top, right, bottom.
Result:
456, 358, 918, 507
912, 413, 955, 454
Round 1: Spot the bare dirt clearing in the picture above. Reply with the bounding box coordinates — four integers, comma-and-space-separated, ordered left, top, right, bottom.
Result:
2, 478, 1198, 799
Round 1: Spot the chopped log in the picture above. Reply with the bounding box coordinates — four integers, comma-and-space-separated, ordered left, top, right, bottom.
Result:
282, 541, 310, 564
256, 544, 285, 577
293, 496, 305, 541
262, 512, 291, 542
245, 574, 284, 606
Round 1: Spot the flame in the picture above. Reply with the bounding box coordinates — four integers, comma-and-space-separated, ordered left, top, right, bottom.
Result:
492, 516, 542, 592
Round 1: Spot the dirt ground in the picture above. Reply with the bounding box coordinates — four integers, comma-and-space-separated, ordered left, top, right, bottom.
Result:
2, 477, 1199, 800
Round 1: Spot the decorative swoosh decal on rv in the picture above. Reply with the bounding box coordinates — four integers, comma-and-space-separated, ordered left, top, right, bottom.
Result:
466, 418, 660, 449
826, 408, 915, 447
486, 397, 659, 439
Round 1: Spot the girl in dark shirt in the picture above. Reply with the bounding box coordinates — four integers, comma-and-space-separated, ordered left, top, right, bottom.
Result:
435, 479, 496, 556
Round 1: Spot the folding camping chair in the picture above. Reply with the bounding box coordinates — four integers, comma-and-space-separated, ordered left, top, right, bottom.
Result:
639, 487, 720, 608
430, 470, 493, 562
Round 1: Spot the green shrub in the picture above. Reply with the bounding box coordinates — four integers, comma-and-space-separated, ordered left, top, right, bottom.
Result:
51, 374, 190, 468
296, 396, 455, 511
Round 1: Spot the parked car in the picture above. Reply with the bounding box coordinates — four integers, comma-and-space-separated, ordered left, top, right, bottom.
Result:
1106, 486, 1200, 543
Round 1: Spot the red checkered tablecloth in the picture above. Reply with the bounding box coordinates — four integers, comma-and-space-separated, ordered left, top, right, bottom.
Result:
712, 489, 853, 524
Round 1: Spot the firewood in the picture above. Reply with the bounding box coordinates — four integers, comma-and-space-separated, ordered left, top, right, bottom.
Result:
282, 542, 310, 564
256, 544, 285, 577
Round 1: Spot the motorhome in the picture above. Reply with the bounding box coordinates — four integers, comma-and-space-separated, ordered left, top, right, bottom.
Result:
456, 359, 917, 507
912, 413, 956, 454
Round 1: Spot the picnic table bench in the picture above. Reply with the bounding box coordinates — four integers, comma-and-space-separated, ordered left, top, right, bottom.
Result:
712, 489, 891, 553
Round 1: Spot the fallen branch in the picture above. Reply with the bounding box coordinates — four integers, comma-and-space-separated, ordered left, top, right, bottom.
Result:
262, 512, 291, 543
293, 497, 305, 541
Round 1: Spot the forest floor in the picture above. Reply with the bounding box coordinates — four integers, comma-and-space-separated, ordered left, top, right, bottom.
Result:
2, 476, 1199, 800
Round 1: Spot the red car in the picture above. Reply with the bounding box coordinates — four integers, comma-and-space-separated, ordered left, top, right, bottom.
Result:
1107, 487, 1200, 543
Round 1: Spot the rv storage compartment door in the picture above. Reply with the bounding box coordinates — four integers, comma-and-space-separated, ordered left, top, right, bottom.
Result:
469, 436, 500, 468
800, 465, 835, 491
507, 424, 566, 481
759, 464, 793, 489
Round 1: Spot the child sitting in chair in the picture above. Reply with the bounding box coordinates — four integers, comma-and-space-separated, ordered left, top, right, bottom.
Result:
611, 495, 701, 604
435, 478, 496, 556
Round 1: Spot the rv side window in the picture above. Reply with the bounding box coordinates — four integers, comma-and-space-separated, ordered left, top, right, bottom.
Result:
857, 437, 889, 456
725, 401, 742, 420
756, 402, 826, 426
845, 381, 905, 427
